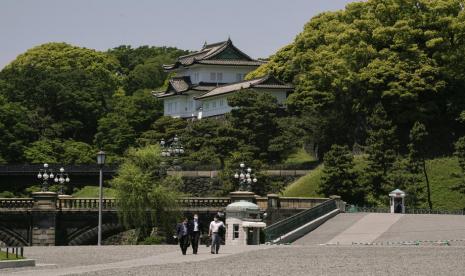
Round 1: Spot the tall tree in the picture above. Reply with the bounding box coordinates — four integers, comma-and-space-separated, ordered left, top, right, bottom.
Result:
364, 104, 398, 201
0, 43, 120, 143
407, 122, 432, 209
227, 89, 301, 163
320, 144, 362, 204
112, 145, 181, 240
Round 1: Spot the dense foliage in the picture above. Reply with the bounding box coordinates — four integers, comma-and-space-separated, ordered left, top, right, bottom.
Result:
249, 0, 465, 157
112, 145, 181, 239
0, 43, 187, 163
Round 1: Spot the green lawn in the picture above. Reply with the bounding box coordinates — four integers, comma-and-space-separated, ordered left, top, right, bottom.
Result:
72, 186, 117, 198
281, 155, 465, 210
281, 164, 324, 197
284, 148, 315, 164
0, 250, 24, 260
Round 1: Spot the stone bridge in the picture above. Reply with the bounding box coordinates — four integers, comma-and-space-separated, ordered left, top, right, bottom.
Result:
0, 193, 328, 246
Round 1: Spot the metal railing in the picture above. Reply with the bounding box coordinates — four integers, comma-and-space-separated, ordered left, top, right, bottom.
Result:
177, 197, 231, 208
0, 198, 34, 209
264, 199, 337, 243
346, 205, 465, 215
0, 246, 24, 259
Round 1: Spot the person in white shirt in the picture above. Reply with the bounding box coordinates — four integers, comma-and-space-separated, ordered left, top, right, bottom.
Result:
209, 215, 225, 254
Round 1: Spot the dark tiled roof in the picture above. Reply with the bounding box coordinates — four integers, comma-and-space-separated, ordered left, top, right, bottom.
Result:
163, 39, 263, 70
194, 75, 293, 100
153, 79, 220, 98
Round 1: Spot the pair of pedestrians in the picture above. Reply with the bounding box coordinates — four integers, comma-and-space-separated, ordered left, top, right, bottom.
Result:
175, 214, 225, 255
175, 214, 203, 255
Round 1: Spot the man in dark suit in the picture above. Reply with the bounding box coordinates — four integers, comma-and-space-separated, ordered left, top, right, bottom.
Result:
175, 217, 190, 255
188, 214, 203, 254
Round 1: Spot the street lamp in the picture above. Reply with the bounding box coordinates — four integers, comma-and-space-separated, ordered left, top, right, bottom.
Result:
234, 162, 258, 191
37, 163, 54, 192
97, 150, 106, 246
160, 135, 184, 173
54, 167, 70, 195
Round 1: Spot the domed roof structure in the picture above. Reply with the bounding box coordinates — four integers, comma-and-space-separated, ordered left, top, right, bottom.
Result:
225, 200, 260, 212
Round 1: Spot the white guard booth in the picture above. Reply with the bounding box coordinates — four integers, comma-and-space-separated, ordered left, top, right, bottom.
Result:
389, 189, 406, 214
225, 201, 266, 245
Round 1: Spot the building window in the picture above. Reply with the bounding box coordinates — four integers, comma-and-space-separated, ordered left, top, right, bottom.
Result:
210, 72, 223, 82
212, 100, 217, 108
217, 72, 223, 82
233, 224, 239, 239
236, 73, 243, 82
174, 102, 178, 112
167, 103, 172, 113
219, 99, 224, 106
205, 102, 209, 110
210, 72, 216, 81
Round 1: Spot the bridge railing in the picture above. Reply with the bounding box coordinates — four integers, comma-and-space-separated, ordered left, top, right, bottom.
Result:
177, 197, 231, 208
57, 198, 117, 210
345, 205, 465, 215
0, 198, 34, 209
264, 199, 337, 243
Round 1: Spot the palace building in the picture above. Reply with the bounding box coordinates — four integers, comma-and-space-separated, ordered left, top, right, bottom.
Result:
154, 38, 293, 119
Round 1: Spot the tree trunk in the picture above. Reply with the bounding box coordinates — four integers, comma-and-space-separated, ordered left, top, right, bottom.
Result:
422, 160, 432, 210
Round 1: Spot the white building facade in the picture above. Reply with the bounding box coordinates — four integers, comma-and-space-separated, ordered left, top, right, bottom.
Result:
155, 39, 293, 119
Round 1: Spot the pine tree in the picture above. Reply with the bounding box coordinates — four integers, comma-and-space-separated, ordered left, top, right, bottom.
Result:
364, 104, 398, 201
452, 136, 465, 194
407, 122, 431, 209
320, 144, 361, 204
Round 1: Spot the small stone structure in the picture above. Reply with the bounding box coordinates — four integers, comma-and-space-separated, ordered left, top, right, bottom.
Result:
389, 189, 405, 214
225, 191, 266, 245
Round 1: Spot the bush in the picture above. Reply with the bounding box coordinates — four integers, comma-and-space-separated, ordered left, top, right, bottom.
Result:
139, 236, 165, 245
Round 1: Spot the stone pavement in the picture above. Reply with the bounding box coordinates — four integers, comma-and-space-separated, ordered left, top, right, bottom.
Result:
1, 245, 265, 276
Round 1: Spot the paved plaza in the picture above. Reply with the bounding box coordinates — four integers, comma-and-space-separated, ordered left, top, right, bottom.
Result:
3, 213, 465, 275
2, 244, 465, 275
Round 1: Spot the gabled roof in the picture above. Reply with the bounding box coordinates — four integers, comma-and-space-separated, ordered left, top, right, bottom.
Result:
194, 74, 293, 100
163, 38, 265, 71
153, 76, 223, 98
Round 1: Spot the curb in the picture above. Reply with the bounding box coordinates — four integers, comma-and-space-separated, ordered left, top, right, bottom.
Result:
0, 259, 36, 269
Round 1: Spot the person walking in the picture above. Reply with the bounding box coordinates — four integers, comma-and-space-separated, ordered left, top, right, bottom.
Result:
175, 217, 190, 255
188, 214, 203, 254
209, 215, 225, 254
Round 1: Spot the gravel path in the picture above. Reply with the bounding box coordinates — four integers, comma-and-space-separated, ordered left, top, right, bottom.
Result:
69, 245, 465, 276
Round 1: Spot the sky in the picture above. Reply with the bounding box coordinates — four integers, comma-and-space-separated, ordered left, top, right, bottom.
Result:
0, 0, 357, 69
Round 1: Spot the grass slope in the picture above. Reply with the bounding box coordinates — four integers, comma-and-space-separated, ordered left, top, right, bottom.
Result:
281, 156, 465, 210
0, 251, 23, 260
72, 186, 117, 198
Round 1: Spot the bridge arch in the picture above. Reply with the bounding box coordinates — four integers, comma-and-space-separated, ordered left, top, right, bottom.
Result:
68, 223, 125, 245
0, 227, 29, 246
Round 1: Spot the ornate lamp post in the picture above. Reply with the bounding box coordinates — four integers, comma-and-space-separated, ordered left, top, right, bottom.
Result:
54, 167, 70, 195
37, 163, 54, 192
234, 162, 258, 191
160, 135, 185, 173
97, 150, 106, 246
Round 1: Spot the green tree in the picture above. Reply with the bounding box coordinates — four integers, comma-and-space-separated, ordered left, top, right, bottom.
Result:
138, 116, 187, 146
248, 0, 465, 156
407, 122, 432, 209
24, 139, 96, 164
386, 158, 424, 208
0, 43, 120, 143
0, 94, 37, 162
452, 136, 465, 194
227, 89, 301, 163
181, 119, 239, 169
364, 104, 398, 201
112, 145, 181, 240
320, 144, 362, 204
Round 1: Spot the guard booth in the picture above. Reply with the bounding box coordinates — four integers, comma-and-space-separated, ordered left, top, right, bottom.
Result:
389, 189, 406, 214
225, 201, 266, 245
